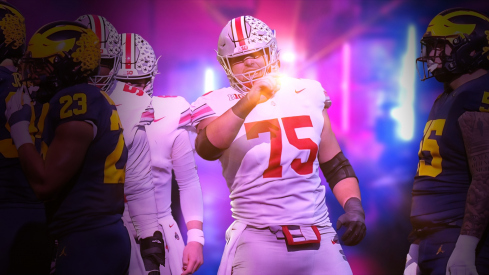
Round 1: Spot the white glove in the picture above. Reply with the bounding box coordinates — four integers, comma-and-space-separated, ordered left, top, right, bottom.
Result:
446, 235, 479, 275
404, 243, 420, 275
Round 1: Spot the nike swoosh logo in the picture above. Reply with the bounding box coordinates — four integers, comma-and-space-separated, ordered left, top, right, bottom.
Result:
169, 223, 175, 228
295, 88, 306, 94
154, 116, 165, 122
115, 104, 122, 107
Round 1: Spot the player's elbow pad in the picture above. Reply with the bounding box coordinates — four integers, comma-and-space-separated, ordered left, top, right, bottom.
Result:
320, 151, 358, 190
195, 127, 224, 161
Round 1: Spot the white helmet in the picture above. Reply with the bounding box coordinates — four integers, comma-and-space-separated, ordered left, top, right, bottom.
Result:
114, 33, 158, 96
76, 14, 121, 90
217, 15, 279, 93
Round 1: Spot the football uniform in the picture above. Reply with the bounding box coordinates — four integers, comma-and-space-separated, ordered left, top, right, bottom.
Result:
410, 74, 489, 273
0, 66, 50, 274
191, 76, 351, 275
144, 95, 203, 275
107, 81, 161, 275
42, 83, 130, 274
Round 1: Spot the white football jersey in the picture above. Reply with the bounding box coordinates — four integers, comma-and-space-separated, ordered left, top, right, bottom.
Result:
191, 77, 332, 228
108, 81, 152, 143
144, 96, 202, 275
144, 96, 193, 220
108, 81, 159, 239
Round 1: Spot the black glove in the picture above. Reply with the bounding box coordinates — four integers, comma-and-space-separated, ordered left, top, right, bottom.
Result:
140, 231, 165, 272
336, 197, 366, 246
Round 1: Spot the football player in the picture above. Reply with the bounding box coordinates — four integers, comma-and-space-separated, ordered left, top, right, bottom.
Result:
113, 32, 204, 275
405, 8, 489, 275
76, 15, 165, 275
191, 16, 365, 275
5, 21, 130, 274
0, 2, 50, 274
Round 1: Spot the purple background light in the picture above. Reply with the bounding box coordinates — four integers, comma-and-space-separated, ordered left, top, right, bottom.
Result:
15, 0, 489, 274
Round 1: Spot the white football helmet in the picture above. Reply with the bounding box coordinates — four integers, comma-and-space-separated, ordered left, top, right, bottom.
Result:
76, 14, 121, 90
217, 15, 280, 93
114, 33, 158, 96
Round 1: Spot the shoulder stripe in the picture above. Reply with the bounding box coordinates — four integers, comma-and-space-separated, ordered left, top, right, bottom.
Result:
191, 103, 215, 125
138, 106, 154, 126
178, 107, 192, 128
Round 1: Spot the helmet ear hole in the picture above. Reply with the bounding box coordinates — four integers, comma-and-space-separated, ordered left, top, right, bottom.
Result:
53, 55, 61, 64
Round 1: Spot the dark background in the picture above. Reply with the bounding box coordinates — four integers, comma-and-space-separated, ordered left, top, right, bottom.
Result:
13, 0, 489, 274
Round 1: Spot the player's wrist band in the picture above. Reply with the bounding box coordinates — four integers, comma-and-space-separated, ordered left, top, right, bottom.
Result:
455, 235, 479, 250
187, 229, 205, 246
10, 121, 33, 149
231, 93, 256, 119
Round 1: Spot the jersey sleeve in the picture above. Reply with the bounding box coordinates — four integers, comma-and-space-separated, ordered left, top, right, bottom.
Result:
461, 89, 489, 113
125, 126, 160, 239
308, 79, 331, 109
48, 87, 108, 134
138, 104, 155, 127
171, 96, 192, 129
323, 90, 332, 109
171, 130, 203, 223
190, 92, 219, 128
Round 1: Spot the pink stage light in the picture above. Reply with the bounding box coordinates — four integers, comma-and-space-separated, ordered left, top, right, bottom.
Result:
341, 43, 351, 133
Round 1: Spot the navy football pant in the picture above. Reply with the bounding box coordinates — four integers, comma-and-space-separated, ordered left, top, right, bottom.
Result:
0, 205, 51, 275
52, 219, 131, 275
418, 227, 489, 274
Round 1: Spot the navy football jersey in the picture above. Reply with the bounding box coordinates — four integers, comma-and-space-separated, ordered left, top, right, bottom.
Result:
41, 83, 128, 237
0, 66, 40, 206
411, 74, 489, 228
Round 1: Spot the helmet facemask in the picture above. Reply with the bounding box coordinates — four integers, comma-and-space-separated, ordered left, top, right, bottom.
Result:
417, 8, 489, 83
89, 55, 119, 91
218, 43, 279, 93
21, 54, 67, 103
217, 16, 280, 94
416, 37, 459, 82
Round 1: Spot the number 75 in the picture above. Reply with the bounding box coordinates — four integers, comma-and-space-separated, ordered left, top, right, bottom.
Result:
245, 115, 319, 178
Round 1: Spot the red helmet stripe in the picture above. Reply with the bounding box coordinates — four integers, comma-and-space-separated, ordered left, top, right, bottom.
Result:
234, 16, 246, 46
91, 14, 102, 42
230, 18, 237, 47
125, 33, 132, 69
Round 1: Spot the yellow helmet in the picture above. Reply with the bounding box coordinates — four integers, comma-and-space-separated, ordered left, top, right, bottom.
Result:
23, 21, 101, 102
417, 8, 489, 82
0, 1, 25, 61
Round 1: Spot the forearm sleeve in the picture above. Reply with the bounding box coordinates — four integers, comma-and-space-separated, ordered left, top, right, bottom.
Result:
459, 112, 489, 238
172, 130, 203, 223
125, 127, 160, 239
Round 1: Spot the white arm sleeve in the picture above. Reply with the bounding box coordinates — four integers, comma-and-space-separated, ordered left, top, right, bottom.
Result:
125, 126, 160, 239
172, 130, 204, 223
